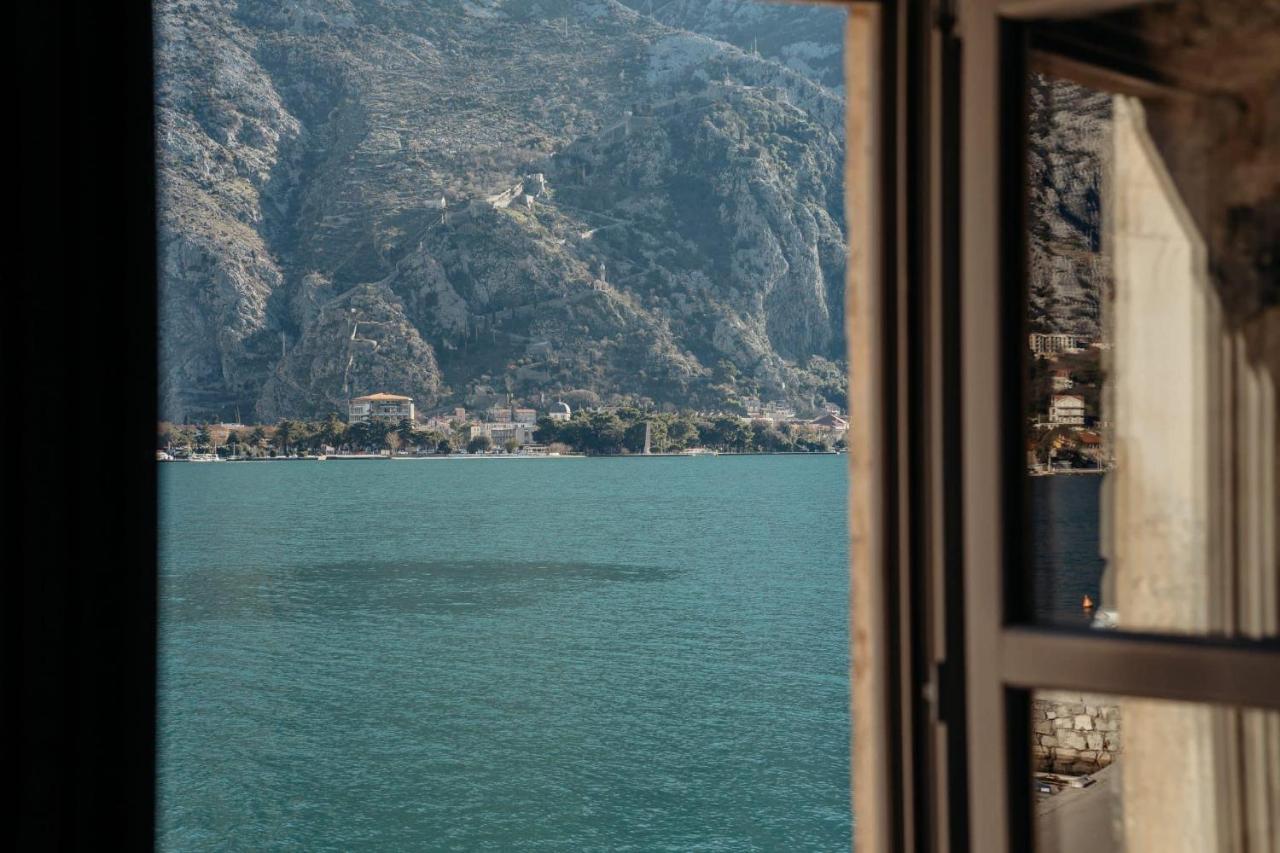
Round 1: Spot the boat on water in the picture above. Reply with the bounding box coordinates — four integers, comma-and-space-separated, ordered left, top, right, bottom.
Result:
680, 448, 719, 457
186, 453, 224, 462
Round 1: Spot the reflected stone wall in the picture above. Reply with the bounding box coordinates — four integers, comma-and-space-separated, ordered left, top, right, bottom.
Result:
1031, 692, 1122, 775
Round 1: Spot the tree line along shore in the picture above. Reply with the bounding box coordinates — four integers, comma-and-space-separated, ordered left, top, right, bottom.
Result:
159, 408, 846, 459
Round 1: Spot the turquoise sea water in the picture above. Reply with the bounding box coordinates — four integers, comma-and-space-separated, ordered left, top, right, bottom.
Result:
159, 456, 852, 851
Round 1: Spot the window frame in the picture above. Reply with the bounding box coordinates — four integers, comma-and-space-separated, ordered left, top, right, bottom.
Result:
14, 1, 1277, 849
961, 2, 1280, 852
850, 1, 1280, 852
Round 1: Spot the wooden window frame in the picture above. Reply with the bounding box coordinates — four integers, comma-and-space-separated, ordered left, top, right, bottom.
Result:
964, 2, 1280, 850
850, 1, 1280, 852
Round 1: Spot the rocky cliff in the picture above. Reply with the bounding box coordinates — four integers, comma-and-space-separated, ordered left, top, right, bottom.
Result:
156, 0, 849, 421
156, 1, 1107, 422
1027, 73, 1112, 340
616, 0, 846, 90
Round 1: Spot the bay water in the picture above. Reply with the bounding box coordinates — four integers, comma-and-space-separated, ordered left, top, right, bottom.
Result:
158, 457, 1102, 850
159, 456, 852, 851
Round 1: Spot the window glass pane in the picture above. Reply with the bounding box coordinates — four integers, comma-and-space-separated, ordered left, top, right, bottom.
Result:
1030, 689, 1280, 852
1023, 59, 1278, 636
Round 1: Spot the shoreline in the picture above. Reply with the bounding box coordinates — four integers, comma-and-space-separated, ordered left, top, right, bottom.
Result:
163, 450, 844, 463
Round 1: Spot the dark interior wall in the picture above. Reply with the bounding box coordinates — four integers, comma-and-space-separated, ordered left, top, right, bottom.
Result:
11, 3, 157, 847
1122, 0, 1280, 328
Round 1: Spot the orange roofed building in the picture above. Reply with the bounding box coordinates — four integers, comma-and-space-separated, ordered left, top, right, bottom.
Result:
348, 392, 415, 424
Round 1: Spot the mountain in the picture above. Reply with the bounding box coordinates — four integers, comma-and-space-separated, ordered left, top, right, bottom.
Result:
156, 1, 1106, 424
1026, 73, 1112, 340
615, 0, 846, 90
156, 0, 849, 422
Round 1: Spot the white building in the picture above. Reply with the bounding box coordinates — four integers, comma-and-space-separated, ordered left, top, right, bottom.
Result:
1029, 333, 1087, 355
548, 401, 572, 422
349, 392, 415, 424
1049, 394, 1086, 426
467, 421, 536, 447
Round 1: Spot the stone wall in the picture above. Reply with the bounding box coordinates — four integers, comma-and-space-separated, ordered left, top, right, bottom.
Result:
1031, 692, 1122, 775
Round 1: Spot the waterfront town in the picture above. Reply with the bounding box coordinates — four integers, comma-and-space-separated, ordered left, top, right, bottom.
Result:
157, 393, 849, 461
159, 333, 1112, 469
1026, 332, 1113, 474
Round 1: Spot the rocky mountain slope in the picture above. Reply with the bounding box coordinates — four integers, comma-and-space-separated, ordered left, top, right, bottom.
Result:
615, 0, 846, 90
1026, 73, 1112, 340
156, 1, 1106, 423
156, 0, 848, 421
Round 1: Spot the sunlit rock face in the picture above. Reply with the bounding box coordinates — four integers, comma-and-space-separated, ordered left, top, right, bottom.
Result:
1026, 73, 1113, 341
155, 0, 857, 421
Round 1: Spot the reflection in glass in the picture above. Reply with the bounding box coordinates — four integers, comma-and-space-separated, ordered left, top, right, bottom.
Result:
1024, 70, 1278, 637
1032, 690, 1280, 853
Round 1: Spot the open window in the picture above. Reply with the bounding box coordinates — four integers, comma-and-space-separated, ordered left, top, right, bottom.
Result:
13, 1, 1276, 849
850, 1, 1279, 851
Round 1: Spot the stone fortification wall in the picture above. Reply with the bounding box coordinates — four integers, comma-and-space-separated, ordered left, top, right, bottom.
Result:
1031, 691, 1122, 775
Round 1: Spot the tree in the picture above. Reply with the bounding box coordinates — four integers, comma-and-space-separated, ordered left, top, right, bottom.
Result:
556, 416, 588, 451
646, 416, 670, 453
503, 438, 519, 454
750, 421, 788, 452
534, 416, 561, 445
275, 420, 298, 455
248, 426, 268, 457
292, 421, 316, 452
397, 418, 416, 449
706, 415, 750, 452
666, 417, 700, 451
468, 434, 493, 454
345, 421, 372, 451
365, 419, 392, 449
416, 430, 445, 452
436, 438, 453, 455
319, 413, 346, 450
623, 420, 649, 453
584, 410, 625, 454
